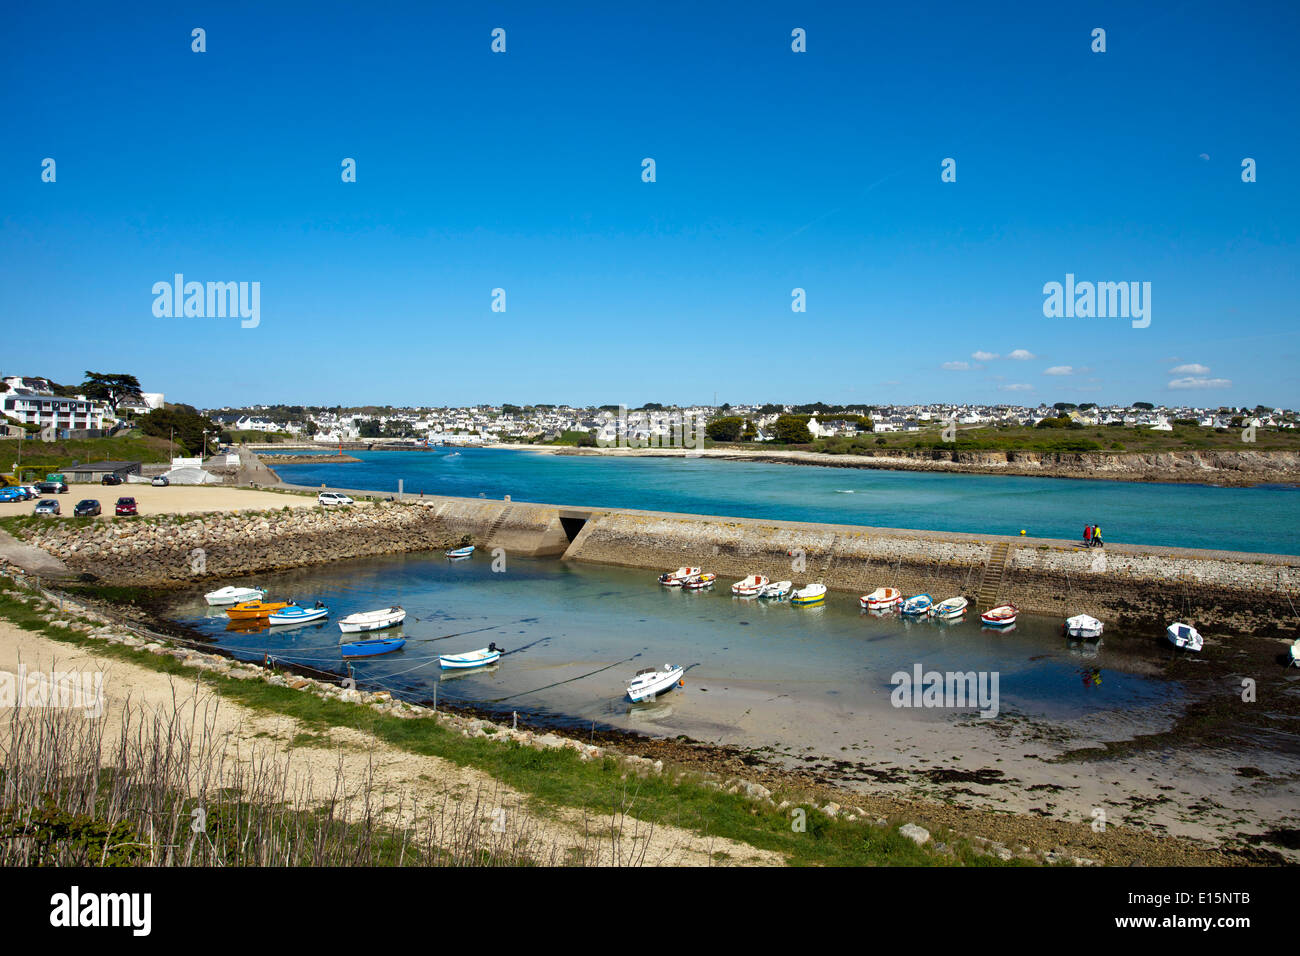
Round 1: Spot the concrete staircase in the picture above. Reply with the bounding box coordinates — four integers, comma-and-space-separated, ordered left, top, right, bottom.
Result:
481, 505, 515, 548
975, 541, 1012, 609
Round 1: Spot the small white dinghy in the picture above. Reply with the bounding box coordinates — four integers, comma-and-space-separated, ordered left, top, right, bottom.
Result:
731, 574, 769, 596
627, 664, 685, 703
440, 643, 502, 669
980, 604, 1018, 627
269, 603, 329, 625
205, 585, 267, 607
338, 605, 406, 634
658, 566, 701, 587
1065, 614, 1104, 639
791, 583, 827, 606
760, 580, 792, 599
860, 587, 902, 610
929, 596, 969, 620
1167, 622, 1203, 652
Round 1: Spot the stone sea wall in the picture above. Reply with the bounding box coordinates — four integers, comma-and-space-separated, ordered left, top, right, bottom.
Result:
10, 494, 1299, 635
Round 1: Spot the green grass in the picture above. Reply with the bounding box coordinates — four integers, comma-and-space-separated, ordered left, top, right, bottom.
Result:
0, 578, 1021, 867
0, 433, 173, 480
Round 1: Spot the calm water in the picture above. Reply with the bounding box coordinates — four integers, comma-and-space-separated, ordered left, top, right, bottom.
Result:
168, 551, 1183, 746
267, 447, 1300, 554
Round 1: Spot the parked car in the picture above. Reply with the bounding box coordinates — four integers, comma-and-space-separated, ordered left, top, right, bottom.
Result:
318, 492, 354, 507
73, 499, 102, 517
34, 499, 60, 516
115, 496, 138, 516
22, 486, 40, 499
101, 473, 123, 485
34, 480, 67, 494
151, 475, 170, 487
0, 487, 26, 503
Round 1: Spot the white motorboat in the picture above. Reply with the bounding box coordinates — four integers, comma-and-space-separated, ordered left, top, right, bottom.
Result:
760, 580, 792, 599
731, 574, 770, 596
658, 566, 701, 587
860, 587, 902, 610
929, 596, 969, 619
626, 664, 685, 703
980, 603, 1018, 627
1167, 622, 1203, 652
791, 583, 827, 606
440, 643, 502, 669
1065, 614, 1104, 639
338, 605, 406, 634
204, 585, 267, 607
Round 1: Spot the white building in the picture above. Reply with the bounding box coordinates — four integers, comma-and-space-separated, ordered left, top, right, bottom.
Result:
1, 390, 106, 432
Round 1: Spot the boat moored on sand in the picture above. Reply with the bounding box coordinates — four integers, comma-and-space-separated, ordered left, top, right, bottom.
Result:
1167, 622, 1203, 652
626, 664, 685, 703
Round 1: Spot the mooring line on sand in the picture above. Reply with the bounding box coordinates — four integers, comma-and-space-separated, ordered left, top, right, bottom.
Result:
487, 653, 642, 704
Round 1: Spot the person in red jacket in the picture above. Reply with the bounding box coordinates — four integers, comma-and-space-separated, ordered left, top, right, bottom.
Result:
1084, 524, 1093, 545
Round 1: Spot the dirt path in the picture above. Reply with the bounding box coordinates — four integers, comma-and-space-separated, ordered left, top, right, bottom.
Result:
0, 620, 782, 867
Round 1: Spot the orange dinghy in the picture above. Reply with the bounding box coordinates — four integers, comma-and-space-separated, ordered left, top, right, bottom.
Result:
225, 600, 294, 621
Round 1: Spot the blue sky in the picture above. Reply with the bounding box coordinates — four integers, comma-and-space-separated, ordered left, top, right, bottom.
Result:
2, 1, 1297, 409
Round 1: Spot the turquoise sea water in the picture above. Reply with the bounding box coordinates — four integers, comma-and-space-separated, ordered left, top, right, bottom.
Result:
266, 447, 1300, 554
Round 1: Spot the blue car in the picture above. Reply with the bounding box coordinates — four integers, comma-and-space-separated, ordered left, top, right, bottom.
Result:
0, 487, 26, 502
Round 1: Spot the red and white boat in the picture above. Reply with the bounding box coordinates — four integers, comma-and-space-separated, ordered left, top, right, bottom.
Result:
731, 574, 769, 596
860, 587, 902, 610
682, 573, 717, 591
658, 566, 701, 587
980, 604, 1018, 627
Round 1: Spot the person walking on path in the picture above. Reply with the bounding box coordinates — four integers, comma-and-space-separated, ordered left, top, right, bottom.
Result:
1093, 524, 1103, 547
1084, 524, 1093, 545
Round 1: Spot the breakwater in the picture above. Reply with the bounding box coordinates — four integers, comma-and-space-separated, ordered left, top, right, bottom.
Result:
11, 495, 1299, 636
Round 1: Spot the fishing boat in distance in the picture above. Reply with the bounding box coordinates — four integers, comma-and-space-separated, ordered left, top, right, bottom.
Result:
760, 580, 792, 599
658, 566, 701, 587
901, 593, 933, 616
341, 636, 406, 658
439, 643, 502, 669
930, 597, 969, 620
731, 574, 769, 596
445, 545, 475, 559
791, 583, 827, 606
980, 604, 1018, 627
205, 585, 267, 606
269, 603, 329, 625
626, 664, 685, 703
1065, 614, 1104, 639
1166, 622, 1204, 652
225, 600, 294, 621
860, 587, 902, 610
339, 606, 406, 633
682, 573, 716, 591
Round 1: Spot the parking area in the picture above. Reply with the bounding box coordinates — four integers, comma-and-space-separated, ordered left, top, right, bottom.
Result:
0, 484, 332, 520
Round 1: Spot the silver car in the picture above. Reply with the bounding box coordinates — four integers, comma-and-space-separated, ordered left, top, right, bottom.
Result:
34, 499, 61, 516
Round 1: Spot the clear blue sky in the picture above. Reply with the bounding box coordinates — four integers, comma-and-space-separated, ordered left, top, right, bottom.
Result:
2, 1, 1296, 409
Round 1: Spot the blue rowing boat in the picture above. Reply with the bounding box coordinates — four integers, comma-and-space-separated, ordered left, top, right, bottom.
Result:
341, 637, 406, 658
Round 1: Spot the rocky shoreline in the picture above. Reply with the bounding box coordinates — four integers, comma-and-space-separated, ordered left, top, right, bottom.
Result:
530, 444, 1300, 487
